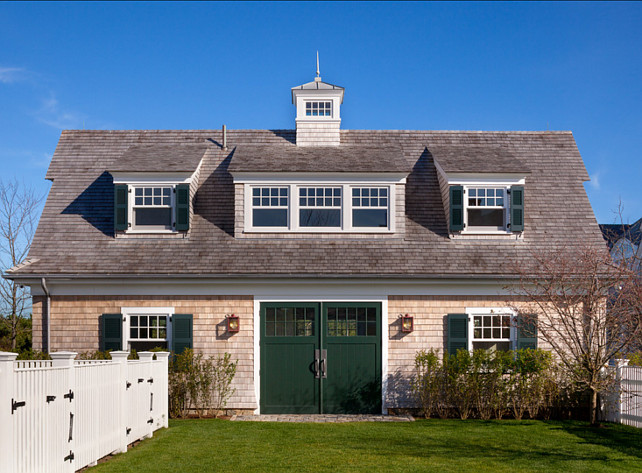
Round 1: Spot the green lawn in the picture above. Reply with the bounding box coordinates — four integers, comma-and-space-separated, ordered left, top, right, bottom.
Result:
89, 419, 642, 473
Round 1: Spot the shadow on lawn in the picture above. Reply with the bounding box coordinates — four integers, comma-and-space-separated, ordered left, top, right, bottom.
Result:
552, 421, 642, 460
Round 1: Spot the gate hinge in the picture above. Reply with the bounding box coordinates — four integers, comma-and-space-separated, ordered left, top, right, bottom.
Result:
126, 427, 131, 435
64, 390, 74, 402
64, 451, 74, 463
147, 377, 154, 384
138, 378, 144, 383
11, 398, 26, 414
46, 395, 56, 403
126, 381, 132, 389
147, 417, 154, 424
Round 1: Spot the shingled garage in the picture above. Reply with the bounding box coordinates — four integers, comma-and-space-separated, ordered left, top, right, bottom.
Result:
5, 73, 605, 415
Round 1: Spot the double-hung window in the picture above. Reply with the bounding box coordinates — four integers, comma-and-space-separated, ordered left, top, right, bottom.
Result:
132, 186, 173, 231
466, 187, 506, 231
252, 187, 289, 228
299, 187, 342, 227
470, 309, 515, 352
352, 187, 389, 228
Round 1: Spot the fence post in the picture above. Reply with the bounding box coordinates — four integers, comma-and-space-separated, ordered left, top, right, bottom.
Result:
0, 352, 18, 473
110, 351, 130, 454
138, 352, 154, 439
50, 352, 77, 473
155, 352, 170, 428
616, 359, 629, 424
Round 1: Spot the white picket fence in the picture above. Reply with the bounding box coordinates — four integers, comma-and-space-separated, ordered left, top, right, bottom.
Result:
602, 361, 642, 428
0, 350, 169, 473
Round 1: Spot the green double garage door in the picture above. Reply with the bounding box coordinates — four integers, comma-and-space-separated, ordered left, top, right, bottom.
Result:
260, 302, 382, 414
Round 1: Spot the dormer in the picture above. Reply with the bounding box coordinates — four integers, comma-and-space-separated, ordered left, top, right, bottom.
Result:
291, 72, 344, 147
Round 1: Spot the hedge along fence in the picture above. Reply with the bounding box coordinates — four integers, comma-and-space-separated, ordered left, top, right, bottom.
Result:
411, 348, 569, 420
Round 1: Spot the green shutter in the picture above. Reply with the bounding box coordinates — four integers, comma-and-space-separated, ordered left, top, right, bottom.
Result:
114, 184, 129, 231
101, 314, 122, 351
175, 184, 190, 231
172, 314, 193, 354
447, 313, 469, 354
517, 314, 537, 350
510, 185, 524, 232
449, 186, 464, 232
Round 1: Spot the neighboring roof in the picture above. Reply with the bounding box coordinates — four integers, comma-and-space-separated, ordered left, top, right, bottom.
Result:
109, 143, 208, 173
8, 129, 603, 279
228, 145, 411, 174
600, 218, 642, 249
429, 145, 530, 174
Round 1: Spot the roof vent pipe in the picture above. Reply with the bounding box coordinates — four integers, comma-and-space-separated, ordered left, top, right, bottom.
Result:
222, 125, 228, 151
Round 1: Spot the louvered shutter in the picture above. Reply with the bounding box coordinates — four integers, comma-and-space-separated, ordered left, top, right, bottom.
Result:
101, 314, 123, 351
517, 314, 538, 350
449, 186, 464, 232
114, 184, 129, 231
510, 185, 524, 232
172, 314, 193, 355
175, 184, 190, 231
447, 313, 469, 354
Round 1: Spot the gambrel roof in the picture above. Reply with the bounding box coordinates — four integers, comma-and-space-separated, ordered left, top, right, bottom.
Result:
7, 129, 604, 280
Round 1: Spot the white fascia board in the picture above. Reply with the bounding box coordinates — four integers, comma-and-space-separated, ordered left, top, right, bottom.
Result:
26, 277, 518, 297
446, 174, 526, 185
232, 173, 408, 183
112, 172, 193, 184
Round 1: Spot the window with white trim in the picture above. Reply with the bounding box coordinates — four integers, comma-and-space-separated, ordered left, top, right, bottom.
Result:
466, 187, 507, 231
132, 185, 174, 231
244, 183, 396, 233
305, 101, 332, 117
352, 187, 389, 228
252, 187, 289, 227
299, 187, 342, 227
123, 307, 174, 352
469, 308, 515, 352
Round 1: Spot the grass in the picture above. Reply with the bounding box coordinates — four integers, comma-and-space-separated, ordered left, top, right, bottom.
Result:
89, 419, 642, 473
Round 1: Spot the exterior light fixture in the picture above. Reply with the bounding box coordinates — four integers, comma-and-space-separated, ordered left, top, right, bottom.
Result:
226, 314, 240, 333
401, 314, 414, 333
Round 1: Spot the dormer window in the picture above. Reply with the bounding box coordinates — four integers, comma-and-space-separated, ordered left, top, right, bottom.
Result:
466, 187, 506, 231
305, 101, 332, 117
133, 186, 173, 231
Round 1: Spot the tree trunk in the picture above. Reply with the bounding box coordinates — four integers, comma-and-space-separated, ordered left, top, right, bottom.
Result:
590, 388, 599, 426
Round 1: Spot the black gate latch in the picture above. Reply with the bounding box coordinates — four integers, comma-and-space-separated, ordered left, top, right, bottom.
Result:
64, 390, 74, 402
46, 395, 56, 403
147, 418, 154, 424
64, 451, 74, 463
11, 398, 26, 414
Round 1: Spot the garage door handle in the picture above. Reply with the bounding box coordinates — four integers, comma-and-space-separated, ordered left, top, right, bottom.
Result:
320, 349, 327, 379
314, 349, 320, 379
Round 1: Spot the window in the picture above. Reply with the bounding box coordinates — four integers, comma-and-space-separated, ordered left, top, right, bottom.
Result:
244, 183, 396, 233
132, 186, 173, 231
305, 101, 332, 117
252, 187, 289, 227
299, 187, 341, 227
129, 314, 168, 351
352, 187, 388, 228
467, 187, 506, 231
470, 310, 514, 352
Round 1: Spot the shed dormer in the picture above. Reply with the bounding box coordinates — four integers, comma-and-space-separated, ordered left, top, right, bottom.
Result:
291, 73, 344, 147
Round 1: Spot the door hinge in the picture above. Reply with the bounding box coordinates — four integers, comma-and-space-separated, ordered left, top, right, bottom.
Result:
11, 398, 26, 414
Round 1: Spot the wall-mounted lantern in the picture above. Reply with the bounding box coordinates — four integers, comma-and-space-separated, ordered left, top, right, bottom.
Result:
226, 314, 240, 333
401, 314, 414, 333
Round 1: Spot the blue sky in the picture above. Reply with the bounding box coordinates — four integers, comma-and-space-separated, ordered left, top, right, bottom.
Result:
1, 1, 641, 224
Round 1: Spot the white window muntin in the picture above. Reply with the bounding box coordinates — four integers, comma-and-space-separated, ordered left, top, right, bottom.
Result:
465, 186, 508, 232
128, 184, 177, 233
129, 314, 168, 341
121, 307, 175, 351
244, 183, 395, 233
305, 101, 332, 117
249, 186, 290, 231
466, 307, 516, 351
299, 186, 342, 228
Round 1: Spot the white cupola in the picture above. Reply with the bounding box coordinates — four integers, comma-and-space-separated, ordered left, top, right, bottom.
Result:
291, 54, 344, 147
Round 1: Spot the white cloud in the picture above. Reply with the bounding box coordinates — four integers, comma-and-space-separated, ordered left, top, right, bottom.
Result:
0, 67, 26, 84
588, 172, 600, 190
35, 94, 86, 130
